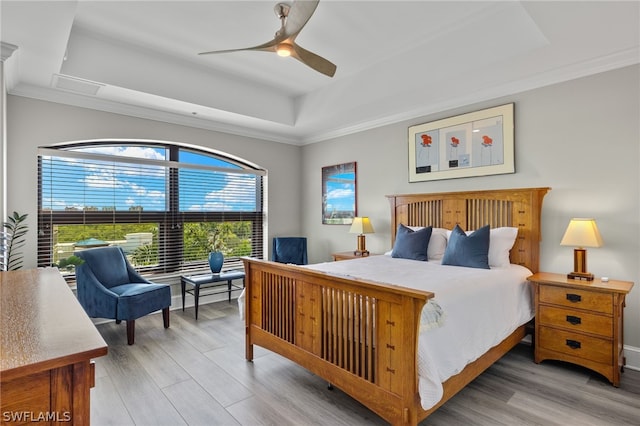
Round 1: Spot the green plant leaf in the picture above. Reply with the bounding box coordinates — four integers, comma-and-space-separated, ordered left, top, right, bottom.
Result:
2, 211, 28, 271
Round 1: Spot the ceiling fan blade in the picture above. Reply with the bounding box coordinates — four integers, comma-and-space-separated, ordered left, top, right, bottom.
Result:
291, 43, 336, 77
199, 0, 336, 77
283, 0, 319, 39
199, 38, 278, 56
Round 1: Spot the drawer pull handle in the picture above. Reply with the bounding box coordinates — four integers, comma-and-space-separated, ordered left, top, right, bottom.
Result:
566, 293, 581, 303
566, 339, 581, 349
566, 315, 582, 325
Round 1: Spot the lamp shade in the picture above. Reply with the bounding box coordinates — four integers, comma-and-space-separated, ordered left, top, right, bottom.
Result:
560, 218, 603, 248
349, 217, 374, 234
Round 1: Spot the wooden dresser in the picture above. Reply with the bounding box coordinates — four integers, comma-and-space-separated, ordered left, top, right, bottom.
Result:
1, 268, 108, 425
529, 272, 634, 386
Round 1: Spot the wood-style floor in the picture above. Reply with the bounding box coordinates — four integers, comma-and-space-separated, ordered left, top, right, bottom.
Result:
92, 300, 640, 426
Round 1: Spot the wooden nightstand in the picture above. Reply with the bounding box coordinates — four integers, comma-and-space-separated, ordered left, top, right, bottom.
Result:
528, 272, 634, 386
331, 251, 377, 261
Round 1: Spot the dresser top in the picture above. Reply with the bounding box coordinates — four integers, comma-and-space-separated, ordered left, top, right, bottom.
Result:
528, 272, 634, 294
1, 267, 107, 381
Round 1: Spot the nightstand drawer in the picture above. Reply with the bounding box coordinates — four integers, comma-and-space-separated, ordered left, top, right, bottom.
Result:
539, 327, 612, 365
530, 272, 634, 386
539, 305, 612, 337
539, 285, 612, 314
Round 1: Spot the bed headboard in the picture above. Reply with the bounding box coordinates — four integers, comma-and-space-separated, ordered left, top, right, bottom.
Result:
386, 187, 550, 273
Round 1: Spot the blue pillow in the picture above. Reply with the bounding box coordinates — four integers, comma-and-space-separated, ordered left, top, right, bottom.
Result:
442, 225, 490, 269
391, 224, 432, 261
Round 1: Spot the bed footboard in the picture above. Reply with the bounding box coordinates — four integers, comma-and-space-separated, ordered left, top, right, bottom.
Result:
243, 258, 433, 425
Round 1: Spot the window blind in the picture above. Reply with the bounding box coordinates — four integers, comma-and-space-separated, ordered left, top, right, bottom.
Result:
38, 143, 265, 279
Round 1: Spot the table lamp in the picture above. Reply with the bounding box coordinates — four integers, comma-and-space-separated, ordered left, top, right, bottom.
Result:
349, 217, 374, 256
560, 218, 603, 281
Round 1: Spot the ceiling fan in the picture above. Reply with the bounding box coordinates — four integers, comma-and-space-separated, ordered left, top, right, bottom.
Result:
199, 0, 336, 77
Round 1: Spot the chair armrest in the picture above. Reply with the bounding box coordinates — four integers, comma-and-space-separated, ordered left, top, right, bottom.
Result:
126, 262, 153, 284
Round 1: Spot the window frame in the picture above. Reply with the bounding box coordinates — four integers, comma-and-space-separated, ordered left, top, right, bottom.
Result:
37, 140, 266, 278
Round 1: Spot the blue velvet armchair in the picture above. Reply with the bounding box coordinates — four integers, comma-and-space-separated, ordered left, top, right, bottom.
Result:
272, 237, 308, 265
75, 246, 171, 345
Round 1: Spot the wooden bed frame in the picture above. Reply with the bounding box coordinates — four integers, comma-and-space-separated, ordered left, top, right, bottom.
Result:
243, 187, 549, 425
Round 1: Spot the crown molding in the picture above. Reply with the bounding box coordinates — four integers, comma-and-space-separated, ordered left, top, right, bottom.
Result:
300, 47, 640, 145
9, 84, 303, 146
1, 42, 18, 62
7, 47, 639, 146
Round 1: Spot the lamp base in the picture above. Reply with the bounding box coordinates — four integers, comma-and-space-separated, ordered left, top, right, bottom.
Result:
354, 234, 369, 257
569, 247, 594, 280
567, 271, 594, 281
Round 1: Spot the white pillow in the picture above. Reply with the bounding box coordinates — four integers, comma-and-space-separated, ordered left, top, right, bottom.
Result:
488, 227, 518, 267
445, 226, 518, 268
428, 228, 448, 261
409, 226, 448, 261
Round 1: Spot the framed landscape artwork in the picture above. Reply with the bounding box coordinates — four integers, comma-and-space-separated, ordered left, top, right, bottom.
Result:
408, 103, 514, 182
322, 162, 356, 225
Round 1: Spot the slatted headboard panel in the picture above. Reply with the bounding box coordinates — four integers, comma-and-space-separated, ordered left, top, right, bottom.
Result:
387, 187, 550, 273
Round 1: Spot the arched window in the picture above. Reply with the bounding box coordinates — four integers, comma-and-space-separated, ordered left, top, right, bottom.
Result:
37, 141, 265, 277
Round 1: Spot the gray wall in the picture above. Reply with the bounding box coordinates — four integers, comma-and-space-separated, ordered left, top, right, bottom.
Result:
5, 96, 303, 265
302, 65, 640, 357
5, 65, 639, 366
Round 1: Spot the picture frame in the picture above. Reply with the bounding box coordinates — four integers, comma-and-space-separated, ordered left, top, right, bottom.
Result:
322, 162, 357, 225
408, 103, 514, 182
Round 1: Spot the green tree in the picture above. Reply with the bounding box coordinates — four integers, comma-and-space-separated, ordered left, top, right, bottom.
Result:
183, 221, 250, 261
53, 221, 252, 267
130, 243, 158, 266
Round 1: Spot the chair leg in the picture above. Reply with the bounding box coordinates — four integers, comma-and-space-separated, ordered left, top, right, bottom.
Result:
163, 307, 170, 329
126, 320, 135, 345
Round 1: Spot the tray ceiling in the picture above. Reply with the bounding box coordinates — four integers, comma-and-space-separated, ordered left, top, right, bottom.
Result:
2, 1, 638, 144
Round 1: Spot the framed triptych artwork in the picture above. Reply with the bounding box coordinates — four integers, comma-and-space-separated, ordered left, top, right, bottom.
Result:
408, 103, 514, 182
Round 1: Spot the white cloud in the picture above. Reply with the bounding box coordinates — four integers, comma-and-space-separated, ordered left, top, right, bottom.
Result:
76, 146, 166, 161
189, 175, 256, 211
327, 187, 354, 198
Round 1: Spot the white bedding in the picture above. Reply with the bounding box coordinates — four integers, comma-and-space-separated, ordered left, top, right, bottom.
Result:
303, 255, 534, 410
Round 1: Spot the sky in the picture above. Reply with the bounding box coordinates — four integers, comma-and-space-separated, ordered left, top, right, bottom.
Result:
324, 170, 355, 213
41, 145, 257, 212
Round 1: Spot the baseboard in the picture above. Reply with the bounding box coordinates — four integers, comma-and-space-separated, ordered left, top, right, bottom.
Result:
90, 292, 242, 325
170, 288, 243, 311
624, 345, 640, 371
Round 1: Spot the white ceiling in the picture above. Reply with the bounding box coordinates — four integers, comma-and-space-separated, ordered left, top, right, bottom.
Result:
2, 1, 639, 145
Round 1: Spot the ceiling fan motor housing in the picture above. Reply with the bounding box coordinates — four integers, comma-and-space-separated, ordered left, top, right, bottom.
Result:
274, 3, 291, 19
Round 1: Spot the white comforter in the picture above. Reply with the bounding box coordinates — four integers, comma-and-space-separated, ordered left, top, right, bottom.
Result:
304, 255, 534, 410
